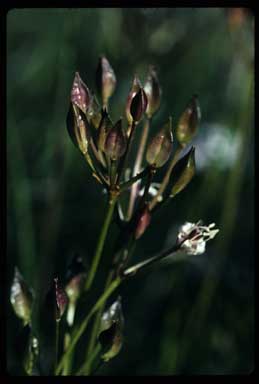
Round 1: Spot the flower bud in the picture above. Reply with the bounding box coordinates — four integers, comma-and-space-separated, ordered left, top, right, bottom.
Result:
104, 119, 127, 161
96, 56, 116, 107
134, 206, 151, 239
146, 117, 173, 168
130, 87, 148, 123
10, 268, 33, 325
170, 146, 196, 197
99, 297, 124, 362
176, 95, 201, 146
97, 109, 113, 152
54, 278, 68, 322
86, 94, 102, 130
71, 72, 92, 114
144, 66, 161, 118
67, 102, 90, 155
125, 75, 141, 125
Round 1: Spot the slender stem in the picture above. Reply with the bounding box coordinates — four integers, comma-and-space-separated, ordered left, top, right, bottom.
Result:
83, 273, 113, 374
85, 195, 117, 291
76, 344, 101, 375
123, 244, 183, 277
62, 333, 73, 375
127, 117, 151, 219
117, 121, 136, 183
120, 166, 150, 192
55, 321, 60, 375
149, 146, 182, 210
56, 277, 122, 375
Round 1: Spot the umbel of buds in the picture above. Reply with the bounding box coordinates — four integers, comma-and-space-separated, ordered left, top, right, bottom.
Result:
130, 87, 148, 123
146, 117, 173, 168
170, 146, 196, 197
144, 66, 161, 119
104, 119, 127, 161
96, 56, 116, 108
10, 268, 34, 326
176, 95, 201, 147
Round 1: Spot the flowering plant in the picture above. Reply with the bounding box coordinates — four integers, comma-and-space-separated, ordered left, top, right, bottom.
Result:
10, 56, 219, 376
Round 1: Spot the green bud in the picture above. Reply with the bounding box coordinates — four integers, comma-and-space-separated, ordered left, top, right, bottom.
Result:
96, 56, 116, 107
97, 109, 113, 152
125, 75, 141, 125
67, 102, 90, 155
176, 95, 201, 146
99, 297, 124, 362
71, 72, 92, 114
170, 146, 196, 197
104, 118, 127, 161
146, 117, 173, 168
10, 267, 33, 326
144, 65, 161, 118
130, 87, 148, 123
54, 278, 68, 322
86, 94, 102, 130
134, 206, 151, 240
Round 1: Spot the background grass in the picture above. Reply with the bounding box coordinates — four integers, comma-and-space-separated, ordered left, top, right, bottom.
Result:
7, 7, 254, 375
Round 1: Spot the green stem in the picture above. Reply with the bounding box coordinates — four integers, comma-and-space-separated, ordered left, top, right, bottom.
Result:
123, 243, 183, 277
55, 321, 60, 375
85, 195, 117, 291
56, 277, 121, 375
77, 340, 101, 375
84, 271, 113, 374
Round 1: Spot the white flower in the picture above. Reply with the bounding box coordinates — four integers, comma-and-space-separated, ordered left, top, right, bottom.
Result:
177, 221, 219, 255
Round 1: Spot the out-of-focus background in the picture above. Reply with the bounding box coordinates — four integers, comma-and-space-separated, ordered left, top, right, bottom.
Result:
7, 8, 254, 375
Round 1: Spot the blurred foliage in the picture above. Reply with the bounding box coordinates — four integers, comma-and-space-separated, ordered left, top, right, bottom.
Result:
7, 8, 254, 375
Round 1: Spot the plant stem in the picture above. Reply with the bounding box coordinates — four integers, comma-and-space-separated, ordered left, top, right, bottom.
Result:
123, 243, 183, 277
120, 167, 149, 192
85, 195, 117, 292
149, 146, 182, 210
55, 321, 60, 375
83, 272, 113, 374
117, 121, 136, 183
76, 344, 101, 375
127, 117, 151, 219
56, 277, 121, 375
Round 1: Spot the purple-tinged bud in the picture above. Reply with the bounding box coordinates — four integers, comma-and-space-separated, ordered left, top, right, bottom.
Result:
54, 278, 68, 322
134, 206, 151, 240
125, 75, 142, 125
176, 95, 201, 147
144, 66, 161, 118
170, 147, 196, 197
130, 87, 148, 123
71, 72, 92, 114
146, 117, 173, 168
97, 109, 113, 152
96, 56, 116, 108
10, 268, 34, 325
104, 119, 127, 161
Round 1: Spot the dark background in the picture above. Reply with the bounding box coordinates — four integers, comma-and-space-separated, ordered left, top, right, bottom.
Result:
7, 8, 254, 375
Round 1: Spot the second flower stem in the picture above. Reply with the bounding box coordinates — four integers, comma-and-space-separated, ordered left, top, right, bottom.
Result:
85, 195, 117, 292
